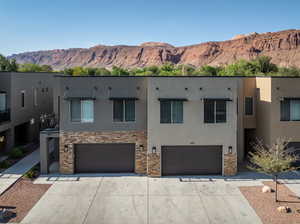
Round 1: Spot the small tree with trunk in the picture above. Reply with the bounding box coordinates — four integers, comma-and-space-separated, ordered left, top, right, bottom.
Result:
248, 138, 299, 202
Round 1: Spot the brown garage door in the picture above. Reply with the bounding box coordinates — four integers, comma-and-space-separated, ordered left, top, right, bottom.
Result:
75, 143, 135, 173
162, 145, 222, 175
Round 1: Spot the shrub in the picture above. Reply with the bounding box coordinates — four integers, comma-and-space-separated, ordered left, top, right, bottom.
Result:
24, 169, 37, 179
9, 147, 24, 159
0, 160, 11, 169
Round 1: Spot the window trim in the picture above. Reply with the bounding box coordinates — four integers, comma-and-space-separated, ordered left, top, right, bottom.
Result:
280, 99, 300, 122
244, 96, 254, 116
112, 99, 136, 123
160, 100, 184, 124
0, 92, 7, 112
204, 99, 227, 124
69, 99, 94, 123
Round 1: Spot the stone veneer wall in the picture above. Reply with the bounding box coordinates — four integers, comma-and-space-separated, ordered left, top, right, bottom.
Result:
147, 153, 161, 177
223, 153, 237, 176
59, 131, 147, 174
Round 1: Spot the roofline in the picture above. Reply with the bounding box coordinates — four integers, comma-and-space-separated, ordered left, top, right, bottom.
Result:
54, 75, 300, 78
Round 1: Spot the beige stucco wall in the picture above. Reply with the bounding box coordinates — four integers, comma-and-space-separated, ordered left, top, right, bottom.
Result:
269, 78, 300, 143
147, 77, 238, 175
255, 77, 272, 145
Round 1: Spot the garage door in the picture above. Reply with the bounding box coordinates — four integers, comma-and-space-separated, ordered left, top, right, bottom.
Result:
75, 143, 135, 173
288, 142, 300, 167
162, 146, 222, 175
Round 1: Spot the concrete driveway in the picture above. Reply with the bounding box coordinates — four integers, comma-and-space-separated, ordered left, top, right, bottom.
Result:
21, 174, 266, 224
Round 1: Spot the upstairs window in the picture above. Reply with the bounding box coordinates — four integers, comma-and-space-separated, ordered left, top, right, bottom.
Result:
113, 99, 135, 122
281, 99, 300, 121
21, 91, 25, 108
71, 100, 94, 123
245, 97, 254, 115
0, 92, 7, 111
204, 99, 227, 123
160, 100, 183, 123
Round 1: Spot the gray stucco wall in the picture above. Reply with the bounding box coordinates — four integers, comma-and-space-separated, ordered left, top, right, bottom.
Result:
0, 72, 55, 148
58, 76, 147, 132
147, 77, 238, 158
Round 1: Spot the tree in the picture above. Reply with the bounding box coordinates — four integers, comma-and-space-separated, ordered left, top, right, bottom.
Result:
248, 138, 298, 202
111, 66, 129, 76
18, 63, 53, 72
253, 56, 278, 73
0, 54, 18, 72
196, 65, 219, 76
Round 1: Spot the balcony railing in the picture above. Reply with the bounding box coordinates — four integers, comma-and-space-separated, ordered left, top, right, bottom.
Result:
0, 109, 10, 124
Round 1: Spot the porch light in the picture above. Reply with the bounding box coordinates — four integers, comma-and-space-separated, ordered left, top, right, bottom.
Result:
152, 146, 157, 153
228, 146, 233, 154
0, 136, 4, 143
139, 144, 144, 150
64, 145, 69, 153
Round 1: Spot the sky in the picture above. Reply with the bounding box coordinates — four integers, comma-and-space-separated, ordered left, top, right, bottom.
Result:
0, 0, 300, 56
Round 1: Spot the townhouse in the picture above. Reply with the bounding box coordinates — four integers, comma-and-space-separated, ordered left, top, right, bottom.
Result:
0, 72, 55, 153
39, 75, 300, 177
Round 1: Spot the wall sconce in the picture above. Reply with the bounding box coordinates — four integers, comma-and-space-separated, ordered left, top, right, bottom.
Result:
136, 86, 140, 90
108, 86, 112, 90
0, 136, 4, 143
228, 146, 233, 154
227, 87, 231, 91
65, 86, 69, 90
152, 146, 157, 153
185, 87, 188, 91
30, 118, 35, 125
276, 87, 280, 90
64, 145, 69, 153
155, 87, 159, 90
199, 87, 203, 91
139, 144, 144, 150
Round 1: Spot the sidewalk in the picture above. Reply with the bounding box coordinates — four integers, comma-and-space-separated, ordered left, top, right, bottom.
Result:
0, 149, 40, 195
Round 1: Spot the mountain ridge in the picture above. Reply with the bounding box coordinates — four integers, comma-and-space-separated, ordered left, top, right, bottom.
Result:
8, 29, 300, 70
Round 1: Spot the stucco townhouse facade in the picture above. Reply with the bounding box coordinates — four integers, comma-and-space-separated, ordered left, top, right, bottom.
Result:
0, 72, 55, 153
39, 75, 300, 177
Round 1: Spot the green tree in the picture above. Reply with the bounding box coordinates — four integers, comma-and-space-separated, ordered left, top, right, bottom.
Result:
63, 68, 74, 75
41, 64, 53, 72
253, 56, 278, 73
196, 65, 219, 76
248, 138, 298, 202
95, 67, 111, 76
0, 54, 18, 72
72, 67, 88, 76
111, 66, 129, 76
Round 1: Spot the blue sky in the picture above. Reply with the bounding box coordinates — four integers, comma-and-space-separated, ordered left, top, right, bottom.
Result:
1, 0, 299, 56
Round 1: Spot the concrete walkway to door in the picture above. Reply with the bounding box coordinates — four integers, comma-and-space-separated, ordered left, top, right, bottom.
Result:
0, 149, 40, 195
20, 172, 298, 224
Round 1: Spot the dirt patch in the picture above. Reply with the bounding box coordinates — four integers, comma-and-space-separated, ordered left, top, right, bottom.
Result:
240, 181, 300, 224
0, 178, 51, 223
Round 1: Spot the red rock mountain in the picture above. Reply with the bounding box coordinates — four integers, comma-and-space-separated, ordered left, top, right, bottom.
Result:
9, 29, 300, 70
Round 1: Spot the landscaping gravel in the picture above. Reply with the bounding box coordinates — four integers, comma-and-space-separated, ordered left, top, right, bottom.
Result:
240, 181, 300, 224
0, 178, 51, 223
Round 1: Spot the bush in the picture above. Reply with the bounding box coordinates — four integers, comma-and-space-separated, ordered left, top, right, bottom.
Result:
24, 169, 37, 179
9, 147, 24, 159
0, 160, 11, 169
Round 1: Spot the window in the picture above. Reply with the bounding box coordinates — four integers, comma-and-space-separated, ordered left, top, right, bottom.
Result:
281, 99, 300, 121
0, 92, 7, 111
245, 97, 253, 115
160, 100, 183, 123
70, 100, 94, 123
33, 88, 38, 106
204, 99, 227, 123
21, 91, 25, 108
113, 99, 135, 122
